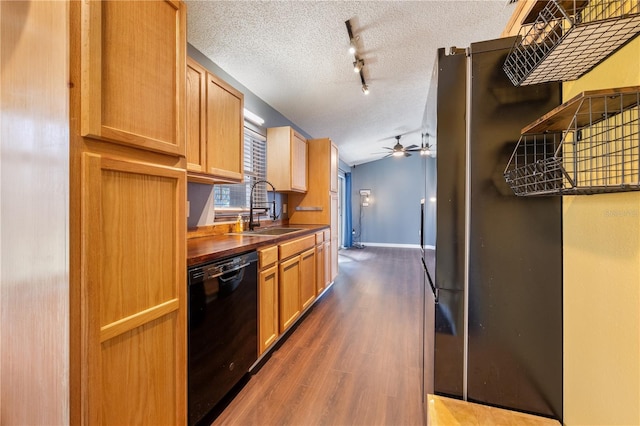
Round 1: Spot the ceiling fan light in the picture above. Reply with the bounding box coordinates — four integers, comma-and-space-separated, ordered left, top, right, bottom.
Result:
392, 150, 404, 157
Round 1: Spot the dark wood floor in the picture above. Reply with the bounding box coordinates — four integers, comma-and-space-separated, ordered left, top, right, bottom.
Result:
212, 246, 425, 426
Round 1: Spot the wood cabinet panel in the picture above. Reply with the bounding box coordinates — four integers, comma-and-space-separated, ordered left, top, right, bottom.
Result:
288, 138, 336, 225
186, 58, 206, 172
101, 314, 179, 425
330, 142, 339, 193
291, 132, 308, 191
266, 126, 307, 192
80, 0, 185, 156
259, 265, 279, 355
330, 193, 339, 281
324, 241, 331, 289
279, 234, 315, 260
279, 256, 301, 332
206, 73, 244, 181
258, 245, 278, 269
82, 153, 186, 425
315, 243, 325, 294
299, 248, 316, 310
289, 138, 339, 282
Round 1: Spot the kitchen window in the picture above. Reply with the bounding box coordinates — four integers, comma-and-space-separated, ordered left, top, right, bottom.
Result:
214, 127, 266, 216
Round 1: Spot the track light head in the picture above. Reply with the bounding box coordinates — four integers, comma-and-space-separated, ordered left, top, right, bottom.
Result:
353, 59, 364, 73
349, 39, 357, 55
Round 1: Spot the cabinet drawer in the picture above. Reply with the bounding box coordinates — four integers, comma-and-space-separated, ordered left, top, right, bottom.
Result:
279, 235, 315, 260
315, 231, 324, 245
259, 245, 278, 269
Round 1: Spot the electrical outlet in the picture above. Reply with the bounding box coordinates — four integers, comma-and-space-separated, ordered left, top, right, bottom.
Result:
187, 201, 190, 218
283, 203, 287, 214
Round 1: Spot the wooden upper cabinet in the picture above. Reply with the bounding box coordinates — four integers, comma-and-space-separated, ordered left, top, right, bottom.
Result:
288, 138, 339, 283
186, 58, 207, 173
80, 0, 186, 156
266, 126, 308, 192
288, 138, 338, 225
205, 72, 244, 182
185, 58, 245, 183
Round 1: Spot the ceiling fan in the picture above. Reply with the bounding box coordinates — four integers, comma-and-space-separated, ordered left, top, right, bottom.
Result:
380, 135, 420, 158
377, 132, 435, 158
418, 133, 435, 157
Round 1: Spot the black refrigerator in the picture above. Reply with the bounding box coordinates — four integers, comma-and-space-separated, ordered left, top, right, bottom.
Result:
422, 37, 563, 421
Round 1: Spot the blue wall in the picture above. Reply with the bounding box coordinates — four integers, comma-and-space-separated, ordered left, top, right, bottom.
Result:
351, 154, 436, 247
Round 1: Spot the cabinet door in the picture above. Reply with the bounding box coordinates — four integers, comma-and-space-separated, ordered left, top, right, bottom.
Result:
82, 153, 186, 425
186, 58, 206, 173
299, 248, 316, 310
330, 194, 339, 281
206, 73, 244, 182
330, 142, 339, 193
80, 0, 185, 156
291, 132, 307, 191
279, 256, 301, 332
316, 244, 325, 294
259, 265, 279, 355
324, 241, 331, 288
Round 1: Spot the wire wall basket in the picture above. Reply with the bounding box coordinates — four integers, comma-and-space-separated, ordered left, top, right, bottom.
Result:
504, 86, 640, 196
503, 0, 640, 86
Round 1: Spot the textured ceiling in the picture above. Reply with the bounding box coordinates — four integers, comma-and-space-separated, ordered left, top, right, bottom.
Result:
186, 1, 517, 165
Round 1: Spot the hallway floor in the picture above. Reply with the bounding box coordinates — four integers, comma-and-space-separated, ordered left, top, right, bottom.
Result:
212, 246, 425, 426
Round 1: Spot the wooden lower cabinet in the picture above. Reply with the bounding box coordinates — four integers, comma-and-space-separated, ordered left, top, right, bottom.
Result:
279, 256, 301, 332
299, 248, 316, 310
259, 233, 323, 353
81, 153, 186, 425
259, 264, 279, 355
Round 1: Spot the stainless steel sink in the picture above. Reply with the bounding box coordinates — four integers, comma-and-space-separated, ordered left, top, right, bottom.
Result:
228, 227, 304, 237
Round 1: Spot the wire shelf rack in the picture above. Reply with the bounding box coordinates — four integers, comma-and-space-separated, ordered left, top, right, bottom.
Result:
503, 0, 640, 86
504, 86, 640, 196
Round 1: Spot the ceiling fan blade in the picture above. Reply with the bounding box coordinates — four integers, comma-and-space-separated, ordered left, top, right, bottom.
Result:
405, 152, 412, 157
405, 144, 419, 151
382, 146, 394, 150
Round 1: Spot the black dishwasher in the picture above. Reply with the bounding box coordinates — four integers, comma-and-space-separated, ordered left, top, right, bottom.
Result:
188, 250, 258, 426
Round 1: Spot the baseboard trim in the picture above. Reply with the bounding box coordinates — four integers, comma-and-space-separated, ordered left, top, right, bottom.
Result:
358, 242, 429, 249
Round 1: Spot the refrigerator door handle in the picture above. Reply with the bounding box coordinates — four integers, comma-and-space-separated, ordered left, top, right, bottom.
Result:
422, 257, 438, 303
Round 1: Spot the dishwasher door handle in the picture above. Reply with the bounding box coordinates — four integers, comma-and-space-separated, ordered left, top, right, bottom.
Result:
217, 263, 251, 281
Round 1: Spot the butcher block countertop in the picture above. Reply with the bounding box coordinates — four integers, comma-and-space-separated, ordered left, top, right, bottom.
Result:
187, 224, 329, 266
427, 395, 561, 426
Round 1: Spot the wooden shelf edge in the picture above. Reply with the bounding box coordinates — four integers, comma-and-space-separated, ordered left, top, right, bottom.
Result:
522, 85, 640, 134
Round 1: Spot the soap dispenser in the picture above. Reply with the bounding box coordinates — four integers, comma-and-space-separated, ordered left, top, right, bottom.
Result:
235, 214, 243, 232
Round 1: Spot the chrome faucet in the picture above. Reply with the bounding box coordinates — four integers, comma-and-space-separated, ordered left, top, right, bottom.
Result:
249, 180, 277, 230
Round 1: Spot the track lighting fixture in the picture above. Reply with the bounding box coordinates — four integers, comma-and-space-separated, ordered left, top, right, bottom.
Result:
345, 19, 369, 95
348, 39, 357, 55
353, 59, 364, 73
